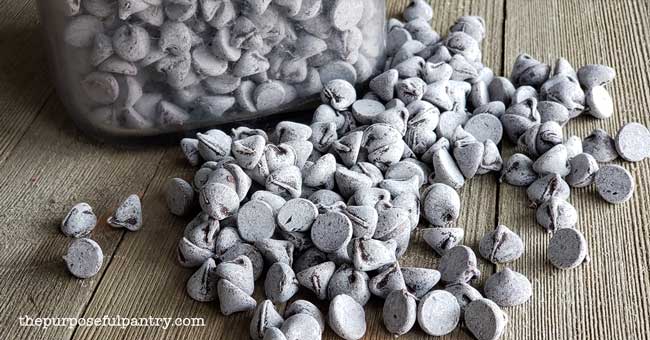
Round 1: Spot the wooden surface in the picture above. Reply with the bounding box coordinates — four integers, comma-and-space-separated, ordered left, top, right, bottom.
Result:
0, 0, 648, 339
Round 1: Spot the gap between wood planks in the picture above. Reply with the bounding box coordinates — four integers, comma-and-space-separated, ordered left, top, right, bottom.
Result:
492, 0, 508, 280
0, 90, 54, 165
67, 148, 171, 339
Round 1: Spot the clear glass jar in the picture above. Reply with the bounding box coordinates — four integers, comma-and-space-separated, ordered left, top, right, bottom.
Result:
37, 0, 386, 142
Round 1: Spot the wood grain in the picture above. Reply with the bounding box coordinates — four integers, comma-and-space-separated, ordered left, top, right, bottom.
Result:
0, 97, 165, 340
0, 0, 53, 165
498, 1, 650, 339
1, 0, 650, 340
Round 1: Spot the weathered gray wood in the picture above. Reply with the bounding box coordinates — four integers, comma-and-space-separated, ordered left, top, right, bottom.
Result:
498, 1, 650, 339
0, 1, 53, 165
3, 1, 650, 340
0, 97, 165, 340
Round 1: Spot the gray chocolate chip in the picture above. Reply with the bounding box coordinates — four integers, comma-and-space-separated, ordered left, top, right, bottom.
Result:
184, 215, 219, 252
500, 153, 538, 187
444, 282, 483, 312
404, 0, 433, 21
352, 238, 397, 272
61, 203, 97, 238
577, 64, 616, 89
423, 183, 461, 227
311, 212, 353, 253
536, 197, 578, 233
511, 54, 550, 88
265, 144, 297, 173
532, 144, 570, 177
583, 128, 618, 163
417, 290, 460, 336
197, 129, 232, 161
319, 61, 358, 86
81, 72, 120, 105
484, 268, 532, 307
250, 300, 284, 340
465, 113, 503, 144
177, 237, 214, 268
548, 228, 589, 269
107, 194, 143, 231
537, 100, 569, 126
566, 153, 599, 188
277, 198, 319, 233
64, 238, 104, 279
166, 178, 195, 216
369, 69, 399, 102
464, 298, 508, 340
199, 182, 240, 220
284, 299, 325, 333
422, 227, 464, 256
383, 289, 417, 336
282, 313, 322, 340
221, 243, 264, 280
237, 200, 276, 242
328, 294, 366, 340
615, 122, 650, 162
478, 225, 524, 264
526, 173, 571, 208
501, 98, 540, 142
215, 255, 255, 295
232, 135, 267, 170
254, 81, 286, 111
214, 226, 241, 257
297, 261, 336, 300
328, 265, 371, 305
595, 164, 635, 204
343, 205, 379, 239
217, 279, 257, 316
401, 267, 441, 298
112, 24, 150, 62
321, 79, 357, 111
512, 85, 538, 105
488, 77, 515, 106
453, 136, 485, 179
431, 148, 465, 189
264, 262, 299, 303
266, 166, 303, 199
584, 85, 614, 119
335, 167, 373, 198
186, 257, 218, 302
438, 245, 480, 284
396, 77, 427, 105
255, 238, 294, 267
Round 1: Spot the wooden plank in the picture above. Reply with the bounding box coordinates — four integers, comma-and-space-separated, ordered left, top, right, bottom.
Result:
0, 0, 54, 165
73, 1, 503, 340
0, 96, 166, 340
499, 0, 650, 339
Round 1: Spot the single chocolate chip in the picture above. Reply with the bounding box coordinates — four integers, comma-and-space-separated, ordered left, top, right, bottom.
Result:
64, 238, 104, 279
548, 228, 589, 269
595, 164, 635, 204
417, 290, 460, 336
328, 294, 367, 340
61, 203, 97, 238
479, 225, 524, 264
464, 298, 508, 340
